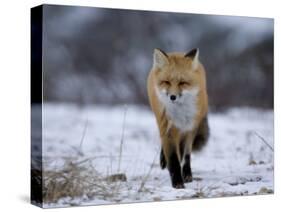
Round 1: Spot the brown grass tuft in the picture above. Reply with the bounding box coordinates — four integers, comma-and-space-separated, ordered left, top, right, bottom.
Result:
43, 157, 126, 203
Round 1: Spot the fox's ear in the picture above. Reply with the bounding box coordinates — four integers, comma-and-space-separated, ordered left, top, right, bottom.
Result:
185, 48, 199, 70
153, 49, 169, 69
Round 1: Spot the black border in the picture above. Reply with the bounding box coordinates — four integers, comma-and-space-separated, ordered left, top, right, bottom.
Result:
31, 5, 43, 208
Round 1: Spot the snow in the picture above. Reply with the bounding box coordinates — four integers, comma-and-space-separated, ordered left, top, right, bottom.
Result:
41, 104, 274, 208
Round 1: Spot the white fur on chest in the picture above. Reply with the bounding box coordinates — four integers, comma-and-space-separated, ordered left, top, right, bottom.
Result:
156, 88, 199, 132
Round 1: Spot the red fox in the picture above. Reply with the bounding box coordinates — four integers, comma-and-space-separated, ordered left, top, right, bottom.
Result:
147, 48, 209, 189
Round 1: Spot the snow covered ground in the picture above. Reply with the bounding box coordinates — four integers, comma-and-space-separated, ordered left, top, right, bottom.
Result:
41, 104, 274, 208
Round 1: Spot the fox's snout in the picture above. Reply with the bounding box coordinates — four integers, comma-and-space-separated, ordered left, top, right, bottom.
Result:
165, 92, 183, 103
165, 90, 181, 101
170, 95, 177, 101
161, 88, 198, 104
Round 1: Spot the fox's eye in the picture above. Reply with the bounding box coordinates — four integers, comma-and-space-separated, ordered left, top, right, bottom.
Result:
179, 81, 190, 86
161, 80, 170, 86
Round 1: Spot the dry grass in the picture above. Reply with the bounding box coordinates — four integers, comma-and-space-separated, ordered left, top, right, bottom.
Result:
42, 150, 158, 204
43, 157, 126, 203
43, 108, 130, 204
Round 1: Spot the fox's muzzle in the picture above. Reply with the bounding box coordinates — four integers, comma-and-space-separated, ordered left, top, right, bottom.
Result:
170, 95, 177, 101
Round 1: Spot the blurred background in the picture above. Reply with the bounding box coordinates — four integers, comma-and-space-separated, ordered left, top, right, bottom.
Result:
42, 5, 273, 110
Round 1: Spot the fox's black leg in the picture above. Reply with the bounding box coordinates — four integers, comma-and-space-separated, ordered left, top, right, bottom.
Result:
161, 128, 184, 189
160, 148, 167, 169
168, 151, 185, 189
182, 154, 193, 183
179, 137, 186, 162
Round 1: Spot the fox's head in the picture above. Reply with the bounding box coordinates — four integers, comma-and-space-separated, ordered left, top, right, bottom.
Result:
153, 48, 202, 104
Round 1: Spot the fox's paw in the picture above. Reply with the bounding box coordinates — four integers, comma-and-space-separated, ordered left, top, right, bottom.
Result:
172, 177, 185, 189
183, 175, 193, 183
183, 168, 193, 183
173, 182, 185, 189
171, 172, 185, 189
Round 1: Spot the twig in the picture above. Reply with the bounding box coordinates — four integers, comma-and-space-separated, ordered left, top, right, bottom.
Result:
253, 131, 274, 152
78, 118, 89, 156
137, 149, 159, 193
117, 105, 128, 173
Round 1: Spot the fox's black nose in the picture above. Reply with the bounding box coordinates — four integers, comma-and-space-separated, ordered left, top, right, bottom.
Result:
170, 95, 176, 101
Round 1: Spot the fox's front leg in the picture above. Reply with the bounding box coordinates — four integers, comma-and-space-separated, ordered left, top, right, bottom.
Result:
162, 132, 184, 189
182, 136, 194, 183
182, 154, 192, 183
